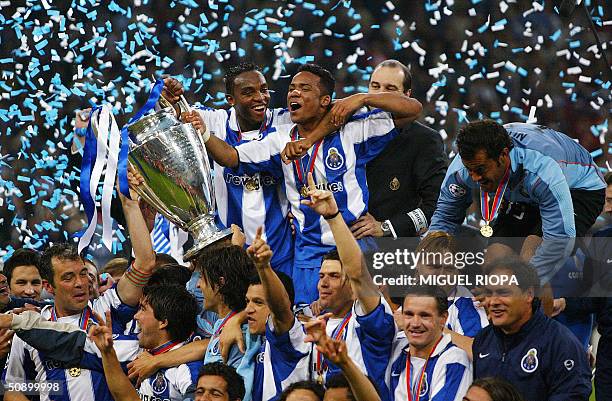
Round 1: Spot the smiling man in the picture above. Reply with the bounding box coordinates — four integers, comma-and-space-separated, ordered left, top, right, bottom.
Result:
473, 257, 591, 401
195, 63, 422, 303
388, 286, 472, 401
164, 64, 294, 277
3, 249, 44, 301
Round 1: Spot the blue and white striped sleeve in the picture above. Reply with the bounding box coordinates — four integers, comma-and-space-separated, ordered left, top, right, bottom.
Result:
267, 317, 311, 363
196, 107, 230, 141
236, 128, 284, 178
430, 348, 472, 401
428, 156, 473, 234
343, 109, 398, 162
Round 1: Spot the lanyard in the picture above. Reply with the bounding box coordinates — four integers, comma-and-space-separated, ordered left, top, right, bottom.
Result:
50, 306, 94, 331
406, 335, 443, 401
214, 311, 237, 337
316, 312, 352, 379
236, 111, 269, 142
480, 164, 511, 224
291, 126, 322, 197
150, 339, 183, 355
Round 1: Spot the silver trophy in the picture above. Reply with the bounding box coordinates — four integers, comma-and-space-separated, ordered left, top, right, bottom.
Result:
126, 104, 231, 260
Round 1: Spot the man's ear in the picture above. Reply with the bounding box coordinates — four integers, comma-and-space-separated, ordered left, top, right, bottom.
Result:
43, 280, 55, 296
159, 319, 169, 331
320, 95, 331, 108
226, 94, 235, 107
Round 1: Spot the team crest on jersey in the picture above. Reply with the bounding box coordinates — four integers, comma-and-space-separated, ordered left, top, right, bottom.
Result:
325, 147, 344, 170
521, 348, 539, 373
152, 371, 168, 394
564, 359, 575, 371
257, 351, 265, 363
211, 339, 220, 356
419, 372, 429, 397
448, 183, 466, 197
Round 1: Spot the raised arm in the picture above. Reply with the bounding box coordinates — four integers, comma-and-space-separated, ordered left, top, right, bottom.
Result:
116, 169, 156, 306
89, 311, 140, 401
302, 173, 380, 314
329, 92, 422, 127
247, 227, 294, 334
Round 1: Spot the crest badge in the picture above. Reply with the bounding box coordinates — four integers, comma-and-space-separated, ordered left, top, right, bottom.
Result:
325, 147, 344, 170
152, 371, 168, 394
419, 372, 429, 397
390, 177, 400, 191
521, 348, 539, 373
68, 367, 81, 377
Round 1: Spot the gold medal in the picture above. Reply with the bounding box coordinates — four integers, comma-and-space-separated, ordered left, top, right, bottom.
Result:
300, 185, 309, 198
68, 367, 81, 377
316, 374, 324, 385
480, 224, 493, 238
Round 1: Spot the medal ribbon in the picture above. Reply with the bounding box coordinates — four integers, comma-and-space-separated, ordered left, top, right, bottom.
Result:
150, 339, 183, 355
480, 164, 511, 225
236, 110, 269, 142
214, 311, 238, 337
316, 312, 352, 379
406, 335, 443, 401
291, 126, 322, 196
50, 306, 94, 331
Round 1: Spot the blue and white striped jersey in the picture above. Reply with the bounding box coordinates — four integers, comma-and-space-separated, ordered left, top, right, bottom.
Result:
446, 286, 488, 337
388, 334, 472, 401
136, 342, 201, 401
3, 289, 138, 401
236, 110, 398, 271
429, 123, 606, 283
252, 317, 311, 401
311, 298, 396, 401
196, 106, 294, 275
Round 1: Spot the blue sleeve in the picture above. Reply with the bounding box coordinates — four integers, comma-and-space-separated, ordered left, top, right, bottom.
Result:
429, 156, 473, 234
454, 298, 485, 337
547, 327, 592, 401
345, 109, 398, 163
111, 303, 138, 334
16, 328, 86, 366
266, 321, 309, 364
236, 130, 284, 178
528, 163, 576, 284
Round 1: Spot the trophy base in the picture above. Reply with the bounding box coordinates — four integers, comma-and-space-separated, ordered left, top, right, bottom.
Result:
184, 228, 233, 261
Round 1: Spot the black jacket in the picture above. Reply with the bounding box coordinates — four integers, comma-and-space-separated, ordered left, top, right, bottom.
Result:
473, 310, 592, 401
366, 121, 446, 236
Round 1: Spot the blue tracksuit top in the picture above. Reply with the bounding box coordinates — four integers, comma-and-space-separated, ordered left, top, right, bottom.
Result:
472, 309, 592, 401
429, 123, 606, 283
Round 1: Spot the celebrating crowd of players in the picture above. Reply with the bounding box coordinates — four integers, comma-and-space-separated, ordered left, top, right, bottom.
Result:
0, 59, 610, 401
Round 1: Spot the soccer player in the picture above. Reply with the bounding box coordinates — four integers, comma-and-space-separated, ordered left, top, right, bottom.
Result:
415, 231, 488, 359
194, 63, 422, 303
246, 227, 312, 401
194, 362, 245, 401
302, 172, 396, 400
388, 286, 472, 401
3, 176, 156, 401
163, 64, 294, 276
429, 120, 606, 291
3, 249, 44, 301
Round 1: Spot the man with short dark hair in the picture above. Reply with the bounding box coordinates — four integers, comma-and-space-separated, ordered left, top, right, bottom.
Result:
4, 180, 156, 401
164, 63, 294, 277
430, 120, 606, 288
3, 248, 44, 301
194, 62, 422, 302
353, 59, 446, 239
473, 257, 591, 401
195, 362, 245, 401
388, 286, 472, 401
